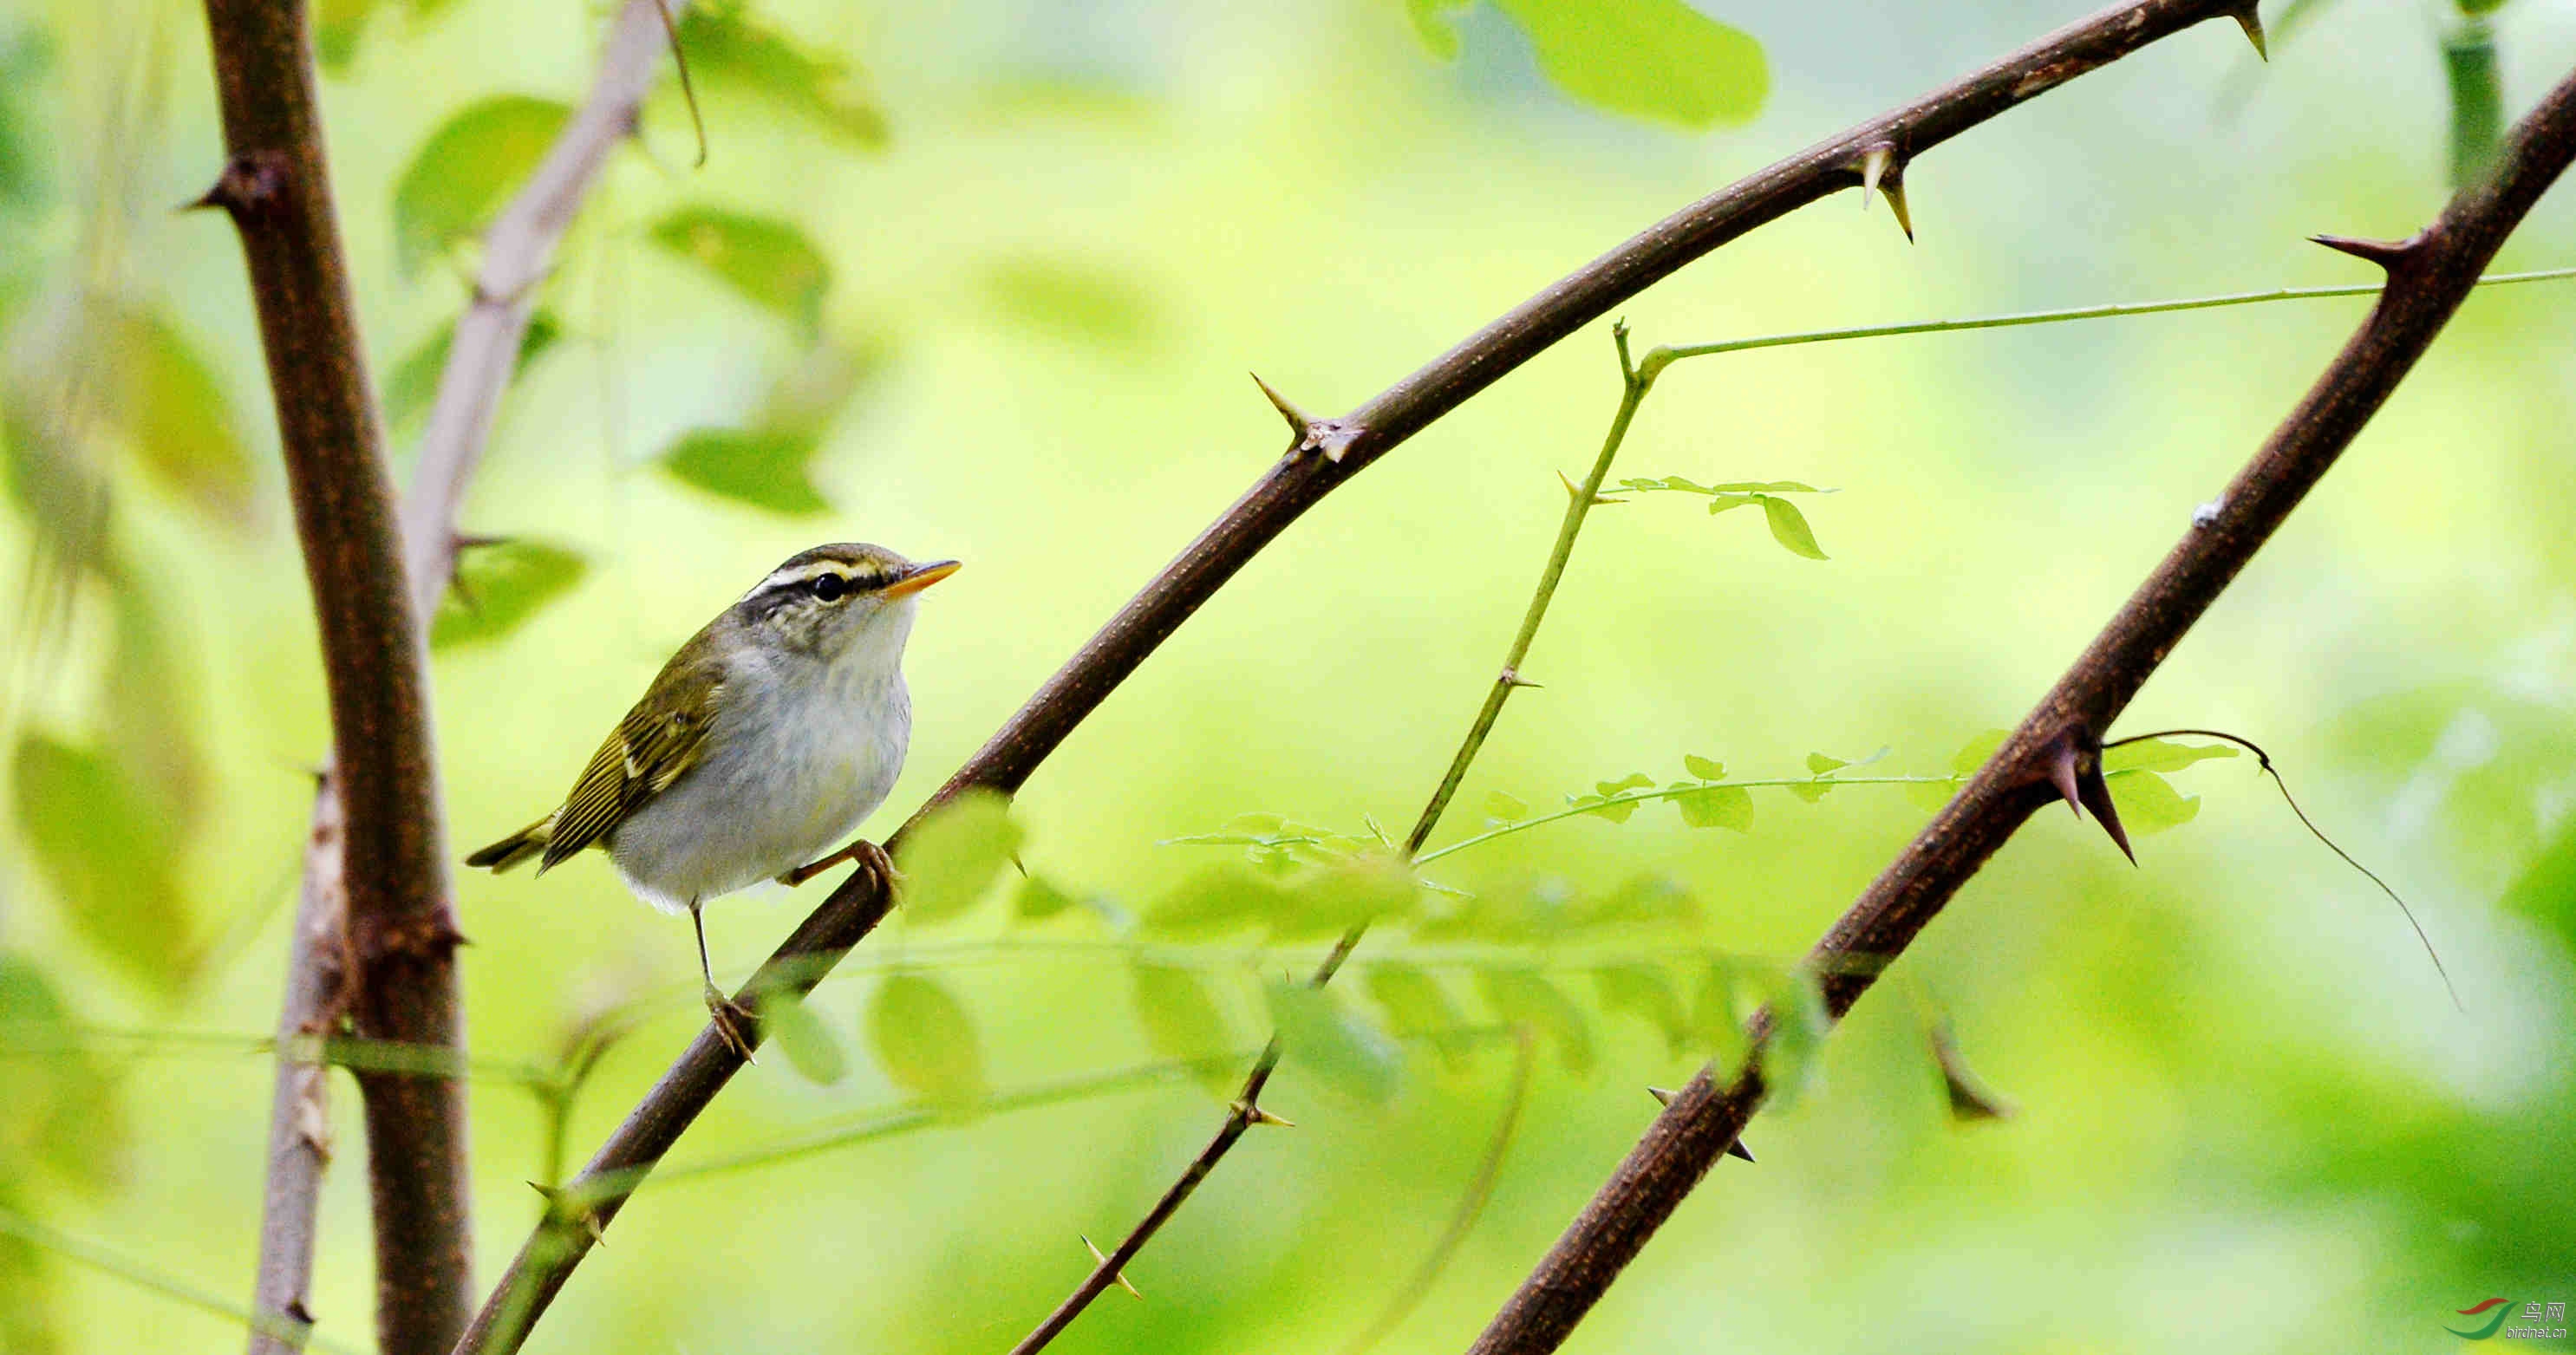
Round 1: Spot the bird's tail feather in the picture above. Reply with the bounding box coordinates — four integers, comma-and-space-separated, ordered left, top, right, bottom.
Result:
465, 818, 552, 872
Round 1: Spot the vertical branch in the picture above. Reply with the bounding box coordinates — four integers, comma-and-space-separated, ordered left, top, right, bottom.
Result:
194, 2, 469, 1352
245, 781, 344, 1355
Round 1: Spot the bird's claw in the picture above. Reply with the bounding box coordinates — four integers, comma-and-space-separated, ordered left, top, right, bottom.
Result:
703, 982, 757, 1062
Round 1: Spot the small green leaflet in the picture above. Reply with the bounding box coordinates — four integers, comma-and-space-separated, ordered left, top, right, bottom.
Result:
1477, 968, 1595, 1074
1683, 753, 1725, 780
866, 973, 985, 1110
394, 96, 571, 273
2105, 769, 2201, 835
1131, 964, 1233, 1091
1760, 496, 1828, 559
11, 733, 196, 993
2102, 737, 2240, 774
1269, 852, 1419, 940
1742, 965, 1829, 1110
649, 206, 832, 335
1613, 477, 1831, 559
892, 790, 1022, 923
1141, 865, 1285, 937
760, 990, 847, 1085
1268, 980, 1401, 1104
1575, 772, 1653, 823
1593, 964, 1688, 1055
675, 0, 890, 147
431, 539, 586, 649
1487, 0, 1766, 131
1805, 752, 1850, 775
1672, 781, 1753, 832
658, 427, 831, 517
1484, 791, 1529, 824
1364, 962, 1465, 1041
95, 303, 256, 529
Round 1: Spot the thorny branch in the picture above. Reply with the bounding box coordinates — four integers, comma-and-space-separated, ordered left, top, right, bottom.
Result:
1463, 56, 2576, 1355
453, 3, 2266, 1352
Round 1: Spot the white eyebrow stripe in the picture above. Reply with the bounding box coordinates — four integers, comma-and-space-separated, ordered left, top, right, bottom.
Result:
742, 558, 886, 604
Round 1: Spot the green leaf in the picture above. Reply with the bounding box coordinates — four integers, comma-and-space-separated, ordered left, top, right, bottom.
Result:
891, 790, 1022, 923
1804, 752, 1849, 776
1578, 772, 1653, 823
1404, 0, 1471, 59
1592, 964, 1686, 1055
1574, 873, 1698, 930
1490, 0, 1767, 130
2105, 770, 2201, 836
1758, 495, 1828, 559
383, 310, 561, 430
1483, 791, 1529, 824
1597, 773, 1653, 796
430, 539, 587, 649
1902, 778, 1959, 812
1688, 961, 1748, 1076
1142, 865, 1285, 937
1709, 479, 1822, 494
394, 96, 571, 273
1270, 852, 1418, 939
1704, 493, 1761, 516
866, 973, 985, 1109
13, 734, 195, 993
1131, 964, 1233, 1089
1363, 962, 1464, 1041
0, 955, 127, 1194
1013, 872, 1078, 922
97, 303, 256, 527
1268, 980, 1400, 1104
1789, 781, 1835, 804
1682, 753, 1725, 781
676, 0, 889, 147
1950, 730, 2011, 777
1745, 966, 1829, 1110
657, 427, 831, 516
2444, 17, 2502, 186
2102, 737, 2240, 774
1476, 969, 1594, 1074
1672, 782, 1753, 832
760, 990, 847, 1085
649, 205, 832, 334
979, 257, 1159, 350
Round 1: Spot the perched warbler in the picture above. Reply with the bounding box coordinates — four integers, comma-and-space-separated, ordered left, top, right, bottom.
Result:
467, 542, 959, 1055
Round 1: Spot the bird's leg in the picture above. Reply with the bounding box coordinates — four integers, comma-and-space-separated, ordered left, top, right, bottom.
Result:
691, 900, 756, 1062
778, 837, 897, 890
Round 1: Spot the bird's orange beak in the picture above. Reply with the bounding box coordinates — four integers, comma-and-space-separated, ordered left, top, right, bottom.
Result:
883, 559, 961, 599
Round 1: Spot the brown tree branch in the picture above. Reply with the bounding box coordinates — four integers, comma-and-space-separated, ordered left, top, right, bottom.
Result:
1462, 61, 2576, 1355
453, 3, 2258, 1350
237, 5, 684, 1352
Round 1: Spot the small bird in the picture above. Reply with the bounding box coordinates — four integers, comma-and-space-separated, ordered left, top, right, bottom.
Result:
466, 543, 959, 1056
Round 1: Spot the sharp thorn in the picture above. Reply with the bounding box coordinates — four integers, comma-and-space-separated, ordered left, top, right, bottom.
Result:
1557, 469, 1584, 502
1881, 179, 1915, 243
1647, 1085, 1677, 1106
2234, 7, 2268, 61
2073, 757, 2137, 865
1858, 143, 1891, 209
2309, 233, 2414, 272
1082, 1235, 1142, 1298
2048, 739, 2085, 818
1725, 1137, 1756, 1163
1249, 371, 1315, 439
1499, 667, 1541, 690
1235, 1100, 1295, 1128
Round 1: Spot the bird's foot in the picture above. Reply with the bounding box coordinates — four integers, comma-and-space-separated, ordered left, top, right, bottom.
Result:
703, 982, 757, 1062
779, 837, 898, 890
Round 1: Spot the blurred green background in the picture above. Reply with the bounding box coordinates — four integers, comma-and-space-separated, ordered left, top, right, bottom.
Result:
3, 0, 2574, 1352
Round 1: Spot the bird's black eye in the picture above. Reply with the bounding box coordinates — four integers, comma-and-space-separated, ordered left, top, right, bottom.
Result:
810, 573, 849, 602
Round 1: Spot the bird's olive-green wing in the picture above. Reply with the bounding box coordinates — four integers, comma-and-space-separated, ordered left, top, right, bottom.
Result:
538, 657, 724, 872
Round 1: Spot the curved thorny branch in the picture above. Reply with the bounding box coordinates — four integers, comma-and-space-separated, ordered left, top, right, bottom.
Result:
453, 3, 2267, 1352
1463, 59, 2576, 1355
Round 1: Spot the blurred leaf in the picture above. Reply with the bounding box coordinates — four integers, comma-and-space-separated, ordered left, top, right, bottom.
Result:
2501, 818, 2576, 953
1131, 964, 1233, 1090
980, 257, 1159, 350
657, 427, 829, 516
1746, 966, 1829, 1110
1687, 961, 1748, 1078
1758, 495, 1828, 559
757, 335, 889, 438
1804, 752, 1849, 776
12, 735, 194, 993
1489, 0, 1766, 130
1405, 0, 1469, 60
1142, 864, 1285, 937
866, 973, 985, 1109
1268, 980, 1400, 1104
649, 205, 831, 334
677, 0, 889, 147
1672, 781, 1753, 832
431, 539, 586, 649
2105, 770, 2199, 836
1270, 852, 1418, 939
0, 955, 125, 1194
2444, 16, 2502, 186
1683, 753, 1725, 780
1013, 872, 1078, 922
103, 584, 201, 829
1592, 964, 1686, 1055
394, 96, 571, 273
1576, 772, 1653, 823
1928, 1022, 2013, 1122
384, 310, 560, 430
1789, 781, 1834, 804
1902, 777, 1959, 812
1483, 791, 1529, 824
315, 0, 384, 68
95, 303, 254, 527
892, 790, 1022, 923
1363, 962, 1464, 1041
2103, 737, 2240, 774
1477, 968, 1593, 1074
761, 990, 847, 1085
0, 31, 49, 208
1574, 873, 1698, 930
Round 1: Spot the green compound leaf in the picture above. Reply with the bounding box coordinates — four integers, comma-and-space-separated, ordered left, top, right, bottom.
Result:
657, 427, 830, 516
1268, 980, 1401, 1104
891, 790, 1022, 924
1759, 495, 1829, 559
430, 538, 586, 649
1490, 0, 1767, 131
1593, 963, 1687, 1055
2106, 769, 2201, 836
761, 990, 848, 1085
866, 973, 986, 1110
649, 205, 832, 335
1477, 968, 1595, 1074
394, 96, 571, 274
1131, 963, 1234, 1091
1672, 781, 1753, 832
